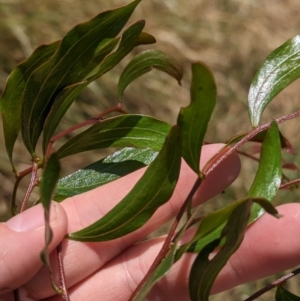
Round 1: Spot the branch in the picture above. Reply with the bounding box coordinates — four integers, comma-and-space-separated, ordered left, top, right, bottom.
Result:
280, 178, 300, 190
57, 243, 70, 301
244, 267, 300, 301
20, 162, 39, 213
11, 167, 35, 216
204, 110, 300, 176
46, 104, 127, 157
128, 177, 202, 301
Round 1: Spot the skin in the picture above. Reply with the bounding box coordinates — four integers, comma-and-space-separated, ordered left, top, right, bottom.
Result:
1, 144, 300, 301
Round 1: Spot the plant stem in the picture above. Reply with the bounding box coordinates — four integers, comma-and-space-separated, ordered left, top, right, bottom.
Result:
46, 104, 127, 157
280, 178, 300, 190
237, 150, 260, 163
20, 162, 39, 213
128, 177, 202, 301
57, 242, 70, 301
244, 267, 300, 301
11, 167, 34, 216
204, 109, 300, 176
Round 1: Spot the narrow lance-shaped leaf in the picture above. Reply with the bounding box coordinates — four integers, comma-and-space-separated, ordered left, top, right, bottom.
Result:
248, 35, 300, 127
21, 0, 141, 156
43, 20, 150, 154
54, 147, 157, 201
87, 21, 154, 81
177, 62, 216, 174
40, 153, 61, 293
67, 125, 181, 242
276, 285, 300, 301
176, 198, 247, 259
248, 121, 282, 222
118, 49, 183, 99
56, 114, 171, 158
42, 37, 120, 153
189, 200, 252, 301
0, 41, 59, 169
176, 197, 278, 255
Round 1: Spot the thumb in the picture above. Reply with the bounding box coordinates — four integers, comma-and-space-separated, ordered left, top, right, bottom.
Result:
0, 202, 67, 295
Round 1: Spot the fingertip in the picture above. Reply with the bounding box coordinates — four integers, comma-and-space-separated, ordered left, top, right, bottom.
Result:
0, 202, 68, 293
50, 201, 68, 235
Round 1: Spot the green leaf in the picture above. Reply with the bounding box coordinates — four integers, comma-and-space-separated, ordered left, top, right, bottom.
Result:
42, 20, 149, 155
57, 114, 171, 158
248, 35, 300, 127
67, 125, 181, 241
54, 147, 157, 201
134, 32, 156, 46
42, 37, 120, 153
177, 62, 216, 174
0, 41, 59, 169
177, 199, 246, 259
118, 49, 183, 99
276, 286, 300, 301
87, 21, 151, 82
189, 200, 252, 301
21, 0, 141, 155
40, 154, 61, 209
183, 124, 281, 254
179, 198, 278, 255
40, 153, 61, 293
248, 121, 282, 221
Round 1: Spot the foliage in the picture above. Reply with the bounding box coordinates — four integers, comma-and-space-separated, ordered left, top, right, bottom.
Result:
1, 1, 300, 300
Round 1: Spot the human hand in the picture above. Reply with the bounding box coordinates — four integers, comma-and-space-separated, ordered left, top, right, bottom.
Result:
1, 144, 300, 301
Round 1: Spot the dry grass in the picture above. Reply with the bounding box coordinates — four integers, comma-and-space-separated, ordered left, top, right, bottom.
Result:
0, 0, 300, 300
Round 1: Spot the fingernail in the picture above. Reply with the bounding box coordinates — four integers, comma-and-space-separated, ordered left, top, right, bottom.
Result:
5, 203, 57, 232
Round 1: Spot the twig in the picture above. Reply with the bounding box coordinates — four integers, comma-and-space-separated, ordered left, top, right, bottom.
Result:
280, 178, 300, 190
11, 167, 34, 216
128, 177, 202, 301
46, 104, 127, 157
237, 150, 290, 182
204, 110, 300, 176
244, 267, 300, 301
57, 242, 70, 301
20, 162, 39, 213
237, 150, 260, 163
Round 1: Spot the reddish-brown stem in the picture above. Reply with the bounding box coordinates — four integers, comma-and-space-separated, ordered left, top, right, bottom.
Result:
237, 150, 260, 163
128, 177, 202, 301
244, 267, 300, 301
20, 162, 39, 213
237, 150, 291, 182
57, 242, 70, 301
204, 110, 300, 176
280, 178, 300, 190
17, 166, 33, 178
11, 167, 35, 216
46, 104, 127, 157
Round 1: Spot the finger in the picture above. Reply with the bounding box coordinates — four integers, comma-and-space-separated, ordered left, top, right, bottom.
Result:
0, 202, 67, 296
43, 203, 300, 301
24, 144, 240, 300
212, 203, 300, 293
